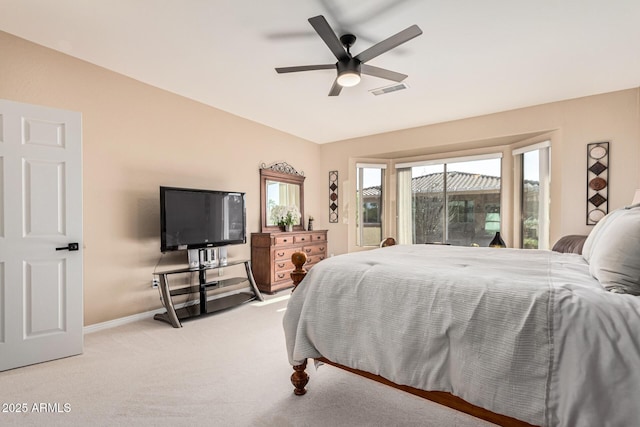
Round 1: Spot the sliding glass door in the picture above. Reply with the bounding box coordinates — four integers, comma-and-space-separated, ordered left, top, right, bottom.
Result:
356, 164, 385, 247
516, 142, 550, 249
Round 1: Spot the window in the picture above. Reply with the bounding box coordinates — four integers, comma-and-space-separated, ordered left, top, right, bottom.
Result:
356, 164, 386, 246
397, 154, 502, 247
514, 142, 551, 249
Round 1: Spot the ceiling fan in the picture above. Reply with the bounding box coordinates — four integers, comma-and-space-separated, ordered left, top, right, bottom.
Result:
275, 15, 423, 96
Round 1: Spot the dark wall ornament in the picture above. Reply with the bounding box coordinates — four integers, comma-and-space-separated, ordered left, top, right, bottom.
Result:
329, 170, 338, 223
586, 142, 609, 225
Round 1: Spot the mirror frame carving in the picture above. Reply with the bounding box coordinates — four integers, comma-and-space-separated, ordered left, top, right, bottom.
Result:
260, 162, 305, 232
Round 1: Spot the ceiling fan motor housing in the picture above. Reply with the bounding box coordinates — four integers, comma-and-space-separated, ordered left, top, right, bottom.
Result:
336, 58, 362, 87
337, 58, 361, 75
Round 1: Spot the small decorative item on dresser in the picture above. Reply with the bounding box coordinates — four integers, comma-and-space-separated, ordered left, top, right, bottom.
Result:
307, 216, 314, 231
489, 232, 506, 248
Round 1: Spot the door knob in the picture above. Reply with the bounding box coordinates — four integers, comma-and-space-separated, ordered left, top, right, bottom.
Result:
56, 243, 79, 251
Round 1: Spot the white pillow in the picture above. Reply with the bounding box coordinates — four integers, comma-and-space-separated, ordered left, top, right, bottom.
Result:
588, 205, 640, 295
582, 208, 626, 262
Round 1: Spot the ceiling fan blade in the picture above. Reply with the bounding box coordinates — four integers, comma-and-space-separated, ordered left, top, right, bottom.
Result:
308, 15, 350, 62
275, 64, 336, 73
355, 24, 422, 63
328, 78, 343, 96
361, 64, 407, 82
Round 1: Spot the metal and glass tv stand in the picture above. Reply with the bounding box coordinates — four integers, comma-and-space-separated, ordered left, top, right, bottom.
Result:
153, 259, 264, 328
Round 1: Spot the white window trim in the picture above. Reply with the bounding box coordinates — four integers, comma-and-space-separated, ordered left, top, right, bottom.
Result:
512, 140, 551, 156
357, 162, 388, 169
395, 152, 503, 169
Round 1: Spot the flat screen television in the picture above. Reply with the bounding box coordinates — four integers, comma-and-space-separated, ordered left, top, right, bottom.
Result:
160, 186, 246, 252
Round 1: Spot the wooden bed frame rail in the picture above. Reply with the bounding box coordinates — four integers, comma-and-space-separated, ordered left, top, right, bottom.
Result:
288, 251, 536, 427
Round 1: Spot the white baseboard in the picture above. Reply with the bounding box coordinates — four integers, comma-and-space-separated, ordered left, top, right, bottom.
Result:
83, 307, 165, 334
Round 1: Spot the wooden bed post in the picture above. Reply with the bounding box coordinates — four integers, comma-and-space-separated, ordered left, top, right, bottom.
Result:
290, 251, 309, 395
291, 359, 309, 395
290, 251, 307, 291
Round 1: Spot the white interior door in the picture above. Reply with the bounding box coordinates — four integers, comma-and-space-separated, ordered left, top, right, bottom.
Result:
0, 99, 83, 371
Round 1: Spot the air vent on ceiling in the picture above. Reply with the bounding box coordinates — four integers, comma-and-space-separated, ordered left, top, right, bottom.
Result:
369, 82, 409, 96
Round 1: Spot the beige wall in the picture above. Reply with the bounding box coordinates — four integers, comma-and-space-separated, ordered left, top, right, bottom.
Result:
320, 88, 640, 255
0, 31, 323, 325
3, 29, 640, 324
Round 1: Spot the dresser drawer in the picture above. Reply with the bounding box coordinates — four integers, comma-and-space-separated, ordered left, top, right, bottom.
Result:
301, 243, 326, 256
294, 234, 312, 244
274, 235, 295, 246
310, 232, 327, 243
274, 247, 300, 261
305, 254, 326, 267
273, 269, 294, 283
274, 259, 294, 272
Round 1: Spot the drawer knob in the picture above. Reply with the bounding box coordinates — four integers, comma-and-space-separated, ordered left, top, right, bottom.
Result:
277, 263, 285, 268
277, 252, 285, 257
305, 248, 312, 253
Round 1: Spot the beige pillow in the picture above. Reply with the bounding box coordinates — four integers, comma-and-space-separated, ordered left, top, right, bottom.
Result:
588, 205, 640, 295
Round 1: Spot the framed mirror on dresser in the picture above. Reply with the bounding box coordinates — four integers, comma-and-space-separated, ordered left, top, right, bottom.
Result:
251, 162, 327, 293
259, 162, 305, 232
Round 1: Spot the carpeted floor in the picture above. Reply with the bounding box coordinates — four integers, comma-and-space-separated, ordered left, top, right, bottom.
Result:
0, 293, 495, 426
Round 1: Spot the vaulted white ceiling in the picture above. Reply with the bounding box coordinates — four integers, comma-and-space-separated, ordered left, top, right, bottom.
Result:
1, 0, 639, 143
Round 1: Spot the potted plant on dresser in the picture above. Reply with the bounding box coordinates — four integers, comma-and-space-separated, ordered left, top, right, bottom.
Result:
271, 205, 301, 232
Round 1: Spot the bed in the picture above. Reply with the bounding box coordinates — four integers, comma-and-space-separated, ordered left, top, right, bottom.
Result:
283, 204, 640, 427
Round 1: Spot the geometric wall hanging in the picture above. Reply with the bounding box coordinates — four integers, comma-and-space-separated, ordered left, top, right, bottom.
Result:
586, 141, 609, 225
329, 170, 338, 223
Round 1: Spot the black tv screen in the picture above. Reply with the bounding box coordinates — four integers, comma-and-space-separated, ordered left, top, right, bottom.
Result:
160, 186, 246, 252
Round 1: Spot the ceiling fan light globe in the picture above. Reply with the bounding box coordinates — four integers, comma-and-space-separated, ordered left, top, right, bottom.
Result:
337, 72, 361, 87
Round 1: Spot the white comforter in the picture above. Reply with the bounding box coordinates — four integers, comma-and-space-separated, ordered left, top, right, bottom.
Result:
283, 245, 640, 427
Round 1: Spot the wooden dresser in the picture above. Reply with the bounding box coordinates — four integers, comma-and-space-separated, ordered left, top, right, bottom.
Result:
251, 230, 327, 293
